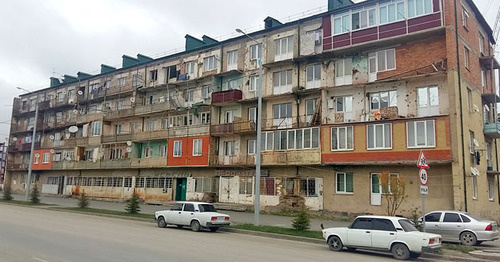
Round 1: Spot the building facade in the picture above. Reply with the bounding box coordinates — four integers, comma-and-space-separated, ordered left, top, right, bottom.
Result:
5, 0, 500, 220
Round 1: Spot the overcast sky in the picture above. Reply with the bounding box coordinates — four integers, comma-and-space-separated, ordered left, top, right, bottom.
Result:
0, 0, 498, 144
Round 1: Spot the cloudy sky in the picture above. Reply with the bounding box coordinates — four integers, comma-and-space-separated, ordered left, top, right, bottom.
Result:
0, 0, 498, 144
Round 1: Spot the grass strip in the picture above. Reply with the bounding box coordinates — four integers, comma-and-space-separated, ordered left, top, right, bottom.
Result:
56, 207, 154, 220
0, 199, 54, 206
230, 223, 323, 239
441, 243, 476, 253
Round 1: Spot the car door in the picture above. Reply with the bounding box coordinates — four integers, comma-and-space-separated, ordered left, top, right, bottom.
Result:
371, 218, 397, 249
167, 203, 184, 225
423, 212, 442, 235
346, 217, 373, 247
440, 212, 463, 241
179, 203, 196, 226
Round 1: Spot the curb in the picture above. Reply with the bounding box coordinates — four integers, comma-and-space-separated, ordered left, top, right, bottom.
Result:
221, 227, 325, 245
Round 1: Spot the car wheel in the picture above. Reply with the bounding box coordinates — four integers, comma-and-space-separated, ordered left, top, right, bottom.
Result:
191, 220, 201, 232
409, 252, 421, 259
157, 217, 167, 228
327, 236, 343, 251
209, 227, 218, 232
391, 243, 410, 260
460, 231, 477, 246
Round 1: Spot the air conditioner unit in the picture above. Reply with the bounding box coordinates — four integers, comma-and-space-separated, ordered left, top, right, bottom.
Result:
327, 97, 335, 109
159, 96, 165, 103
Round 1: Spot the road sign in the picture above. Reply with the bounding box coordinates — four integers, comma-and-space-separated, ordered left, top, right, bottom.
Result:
419, 168, 428, 186
417, 150, 429, 168
420, 185, 429, 195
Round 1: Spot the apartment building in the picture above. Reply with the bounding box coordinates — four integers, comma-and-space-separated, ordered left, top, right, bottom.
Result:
5, 0, 500, 220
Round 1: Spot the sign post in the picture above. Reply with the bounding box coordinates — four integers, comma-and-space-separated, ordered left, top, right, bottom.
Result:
417, 150, 429, 232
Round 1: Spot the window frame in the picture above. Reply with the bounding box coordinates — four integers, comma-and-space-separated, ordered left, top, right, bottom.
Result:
406, 120, 436, 148
204, 55, 217, 71
331, 126, 354, 151
192, 138, 202, 156
336, 172, 354, 194
274, 36, 294, 61
367, 123, 392, 150
369, 90, 397, 110
250, 43, 262, 60
173, 140, 182, 157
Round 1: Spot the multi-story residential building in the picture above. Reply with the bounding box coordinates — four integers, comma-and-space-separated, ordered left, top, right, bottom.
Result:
4, 0, 500, 220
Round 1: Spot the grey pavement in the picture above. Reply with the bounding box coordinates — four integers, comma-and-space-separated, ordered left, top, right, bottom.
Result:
10, 194, 350, 230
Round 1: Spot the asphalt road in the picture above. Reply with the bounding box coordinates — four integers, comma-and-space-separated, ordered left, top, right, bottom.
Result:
1, 204, 422, 262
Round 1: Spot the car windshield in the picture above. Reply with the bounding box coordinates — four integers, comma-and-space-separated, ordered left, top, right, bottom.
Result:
399, 219, 419, 232
199, 204, 217, 212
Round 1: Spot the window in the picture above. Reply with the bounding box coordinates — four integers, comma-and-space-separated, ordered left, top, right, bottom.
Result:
464, 47, 470, 69
202, 85, 212, 99
184, 89, 194, 102
373, 219, 396, 231
227, 79, 239, 90
407, 120, 435, 148
488, 179, 495, 200
186, 61, 195, 77
204, 56, 216, 71
143, 147, 153, 158
118, 77, 127, 87
425, 212, 442, 222
227, 50, 238, 70
273, 103, 292, 128
193, 139, 202, 156
408, 0, 433, 18
335, 96, 353, 121
281, 127, 320, 150
481, 70, 486, 88
351, 218, 373, 229
150, 70, 158, 82
332, 126, 353, 151
472, 175, 478, 199
249, 75, 260, 92
335, 58, 352, 86
67, 89, 75, 102
417, 86, 439, 116
200, 112, 210, 124
248, 139, 256, 155
336, 172, 353, 193
56, 112, 63, 123
115, 124, 124, 135
462, 6, 469, 28
146, 120, 155, 131
333, 13, 350, 34
248, 107, 257, 122
306, 64, 321, 88
110, 148, 122, 160
132, 74, 142, 87
117, 100, 125, 110
223, 141, 235, 156
239, 177, 253, 194
250, 44, 262, 60
273, 70, 292, 94
173, 140, 182, 157
300, 178, 317, 197
443, 213, 462, 223
306, 99, 316, 124
274, 36, 293, 61
91, 121, 102, 136
469, 131, 475, 154
195, 177, 219, 193
56, 92, 64, 102
306, 29, 322, 46
260, 178, 276, 195
379, 1, 404, 24
352, 7, 376, 30
467, 88, 473, 112
367, 123, 392, 149
370, 90, 397, 110
42, 152, 50, 163
368, 49, 396, 81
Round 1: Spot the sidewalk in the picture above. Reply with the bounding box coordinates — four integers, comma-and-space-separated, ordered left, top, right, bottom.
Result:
10, 194, 350, 230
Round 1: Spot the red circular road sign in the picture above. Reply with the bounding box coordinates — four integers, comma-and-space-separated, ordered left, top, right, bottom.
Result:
419, 168, 428, 186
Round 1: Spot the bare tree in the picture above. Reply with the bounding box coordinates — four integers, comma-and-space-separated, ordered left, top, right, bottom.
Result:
378, 171, 407, 216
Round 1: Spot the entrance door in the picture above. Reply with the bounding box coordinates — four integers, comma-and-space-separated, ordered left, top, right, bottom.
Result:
57, 176, 65, 194
175, 178, 187, 201
370, 174, 381, 206
368, 53, 377, 82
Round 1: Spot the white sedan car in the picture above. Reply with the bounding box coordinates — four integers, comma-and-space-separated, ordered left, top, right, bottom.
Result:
322, 215, 442, 260
155, 201, 230, 232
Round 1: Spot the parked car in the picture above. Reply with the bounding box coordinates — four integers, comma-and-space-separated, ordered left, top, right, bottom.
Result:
322, 215, 442, 260
422, 211, 499, 246
154, 201, 230, 232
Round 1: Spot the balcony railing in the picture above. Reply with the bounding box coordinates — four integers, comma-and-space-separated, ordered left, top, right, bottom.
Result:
484, 123, 500, 138
131, 157, 167, 168
210, 155, 255, 166
135, 102, 175, 115
211, 121, 256, 136
100, 159, 131, 169
133, 129, 170, 141
101, 133, 133, 143
211, 89, 242, 105
261, 150, 321, 165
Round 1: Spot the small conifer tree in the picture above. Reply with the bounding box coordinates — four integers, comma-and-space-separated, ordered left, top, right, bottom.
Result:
292, 208, 311, 231
30, 184, 40, 204
78, 190, 89, 208
125, 191, 141, 214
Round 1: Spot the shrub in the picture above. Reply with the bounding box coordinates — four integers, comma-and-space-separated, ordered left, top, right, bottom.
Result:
292, 209, 311, 231
78, 190, 89, 208
30, 184, 40, 204
2, 186, 13, 201
125, 191, 141, 214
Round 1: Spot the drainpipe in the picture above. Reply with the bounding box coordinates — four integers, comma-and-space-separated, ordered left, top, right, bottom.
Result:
296, 22, 301, 126
454, 0, 468, 212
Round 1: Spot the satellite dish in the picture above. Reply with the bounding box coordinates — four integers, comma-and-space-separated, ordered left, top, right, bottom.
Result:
126, 141, 132, 146
130, 97, 135, 103
50, 149, 54, 153
473, 139, 479, 147
72, 109, 79, 114
49, 135, 55, 140
77, 90, 83, 95
68, 126, 78, 133
12, 137, 17, 141
126, 147, 132, 153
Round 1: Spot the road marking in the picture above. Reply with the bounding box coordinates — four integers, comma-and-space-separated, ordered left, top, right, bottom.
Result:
32, 257, 49, 262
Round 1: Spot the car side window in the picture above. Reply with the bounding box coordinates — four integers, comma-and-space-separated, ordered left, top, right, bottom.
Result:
171, 203, 183, 211
443, 213, 462, 222
425, 212, 442, 222
373, 219, 396, 231
350, 218, 372, 230
184, 204, 195, 212
460, 214, 471, 223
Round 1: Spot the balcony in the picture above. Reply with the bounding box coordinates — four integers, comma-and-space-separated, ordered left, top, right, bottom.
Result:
52, 161, 76, 170
210, 155, 255, 166
131, 157, 167, 168
261, 150, 321, 166
484, 123, 500, 138
100, 159, 131, 169
73, 160, 101, 169
211, 89, 242, 105
133, 129, 170, 141
104, 108, 135, 120
135, 102, 174, 116
7, 163, 28, 171
211, 121, 256, 136
76, 112, 103, 124
101, 133, 133, 143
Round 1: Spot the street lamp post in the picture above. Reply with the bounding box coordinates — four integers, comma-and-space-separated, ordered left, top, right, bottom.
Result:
17, 87, 38, 201
236, 28, 263, 226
